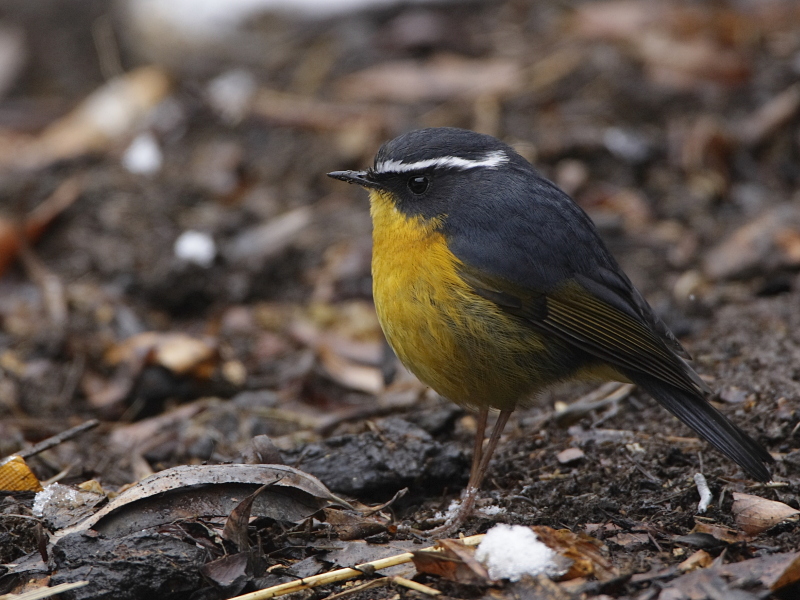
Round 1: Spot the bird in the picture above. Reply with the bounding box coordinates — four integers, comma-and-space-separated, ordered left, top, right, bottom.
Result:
327, 127, 773, 532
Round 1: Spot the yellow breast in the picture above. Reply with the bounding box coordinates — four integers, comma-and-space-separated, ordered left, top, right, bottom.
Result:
368, 190, 551, 409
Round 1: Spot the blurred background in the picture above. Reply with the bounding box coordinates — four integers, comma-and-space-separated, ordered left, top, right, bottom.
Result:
1, 0, 800, 495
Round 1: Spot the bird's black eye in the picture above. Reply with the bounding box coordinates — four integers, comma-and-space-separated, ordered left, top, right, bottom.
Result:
407, 175, 429, 195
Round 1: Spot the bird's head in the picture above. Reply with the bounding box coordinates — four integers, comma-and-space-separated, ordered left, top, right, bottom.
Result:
328, 127, 527, 225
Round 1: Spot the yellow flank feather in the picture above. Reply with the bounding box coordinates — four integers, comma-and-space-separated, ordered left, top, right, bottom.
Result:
369, 190, 595, 410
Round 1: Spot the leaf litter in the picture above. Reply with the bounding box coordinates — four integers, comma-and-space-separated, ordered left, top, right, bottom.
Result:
1, 0, 800, 599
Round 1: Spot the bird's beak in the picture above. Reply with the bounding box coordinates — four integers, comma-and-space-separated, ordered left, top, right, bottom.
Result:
327, 170, 383, 190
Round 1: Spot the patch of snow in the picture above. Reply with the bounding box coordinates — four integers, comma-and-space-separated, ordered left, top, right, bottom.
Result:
478, 504, 505, 516
174, 230, 217, 267
122, 132, 162, 175
33, 484, 77, 517
434, 499, 461, 521
206, 69, 257, 124
475, 524, 557, 582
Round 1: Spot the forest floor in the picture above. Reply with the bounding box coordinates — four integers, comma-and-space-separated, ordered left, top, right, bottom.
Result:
1, 1, 800, 599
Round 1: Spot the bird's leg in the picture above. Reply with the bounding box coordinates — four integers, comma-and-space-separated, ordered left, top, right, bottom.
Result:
467, 408, 489, 491
474, 408, 512, 489
430, 408, 513, 536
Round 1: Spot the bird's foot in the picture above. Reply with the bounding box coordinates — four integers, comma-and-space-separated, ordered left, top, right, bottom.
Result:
425, 486, 480, 538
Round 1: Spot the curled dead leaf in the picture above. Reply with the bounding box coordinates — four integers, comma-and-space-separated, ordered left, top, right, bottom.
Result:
412, 539, 489, 584
732, 492, 800, 535
54, 464, 352, 539
663, 551, 800, 597
690, 519, 748, 544
105, 331, 218, 376
317, 346, 384, 394
532, 526, 618, 582
678, 549, 713, 572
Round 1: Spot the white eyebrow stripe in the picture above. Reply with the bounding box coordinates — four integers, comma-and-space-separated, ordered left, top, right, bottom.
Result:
375, 150, 508, 174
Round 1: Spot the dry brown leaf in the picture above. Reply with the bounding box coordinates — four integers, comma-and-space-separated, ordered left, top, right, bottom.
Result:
677, 115, 733, 175
335, 54, 521, 103
286, 302, 385, 393
321, 507, 387, 540
691, 519, 748, 544
87, 332, 216, 410
607, 532, 650, 547
580, 186, 652, 232
438, 539, 491, 580
250, 88, 388, 134
662, 551, 800, 598
81, 363, 146, 409
222, 483, 272, 552
55, 464, 351, 538
107, 402, 207, 452
638, 32, 749, 89
153, 334, 217, 375
724, 552, 800, 592
775, 228, 800, 264
736, 83, 800, 147
0, 66, 170, 172
584, 522, 621, 535
704, 205, 800, 280
200, 552, 251, 597
732, 492, 800, 535
105, 331, 218, 376
572, 1, 751, 89
532, 526, 618, 582
571, 0, 655, 41
412, 539, 489, 584
678, 549, 713, 572
317, 346, 383, 394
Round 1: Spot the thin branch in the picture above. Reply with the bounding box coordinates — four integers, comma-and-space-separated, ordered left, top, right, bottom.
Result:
229, 534, 485, 600
16, 419, 100, 460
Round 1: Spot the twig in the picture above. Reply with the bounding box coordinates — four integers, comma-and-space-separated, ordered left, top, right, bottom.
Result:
646, 531, 662, 553
391, 576, 441, 596
17, 240, 67, 329
91, 14, 124, 80
362, 487, 407, 517
58, 354, 85, 407
0, 580, 89, 600
229, 534, 485, 600
322, 576, 440, 600
41, 462, 76, 486
322, 578, 387, 600
554, 382, 634, 426
626, 455, 661, 484
17, 419, 100, 460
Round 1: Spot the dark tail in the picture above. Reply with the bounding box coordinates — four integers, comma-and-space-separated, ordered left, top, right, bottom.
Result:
627, 372, 773, 482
